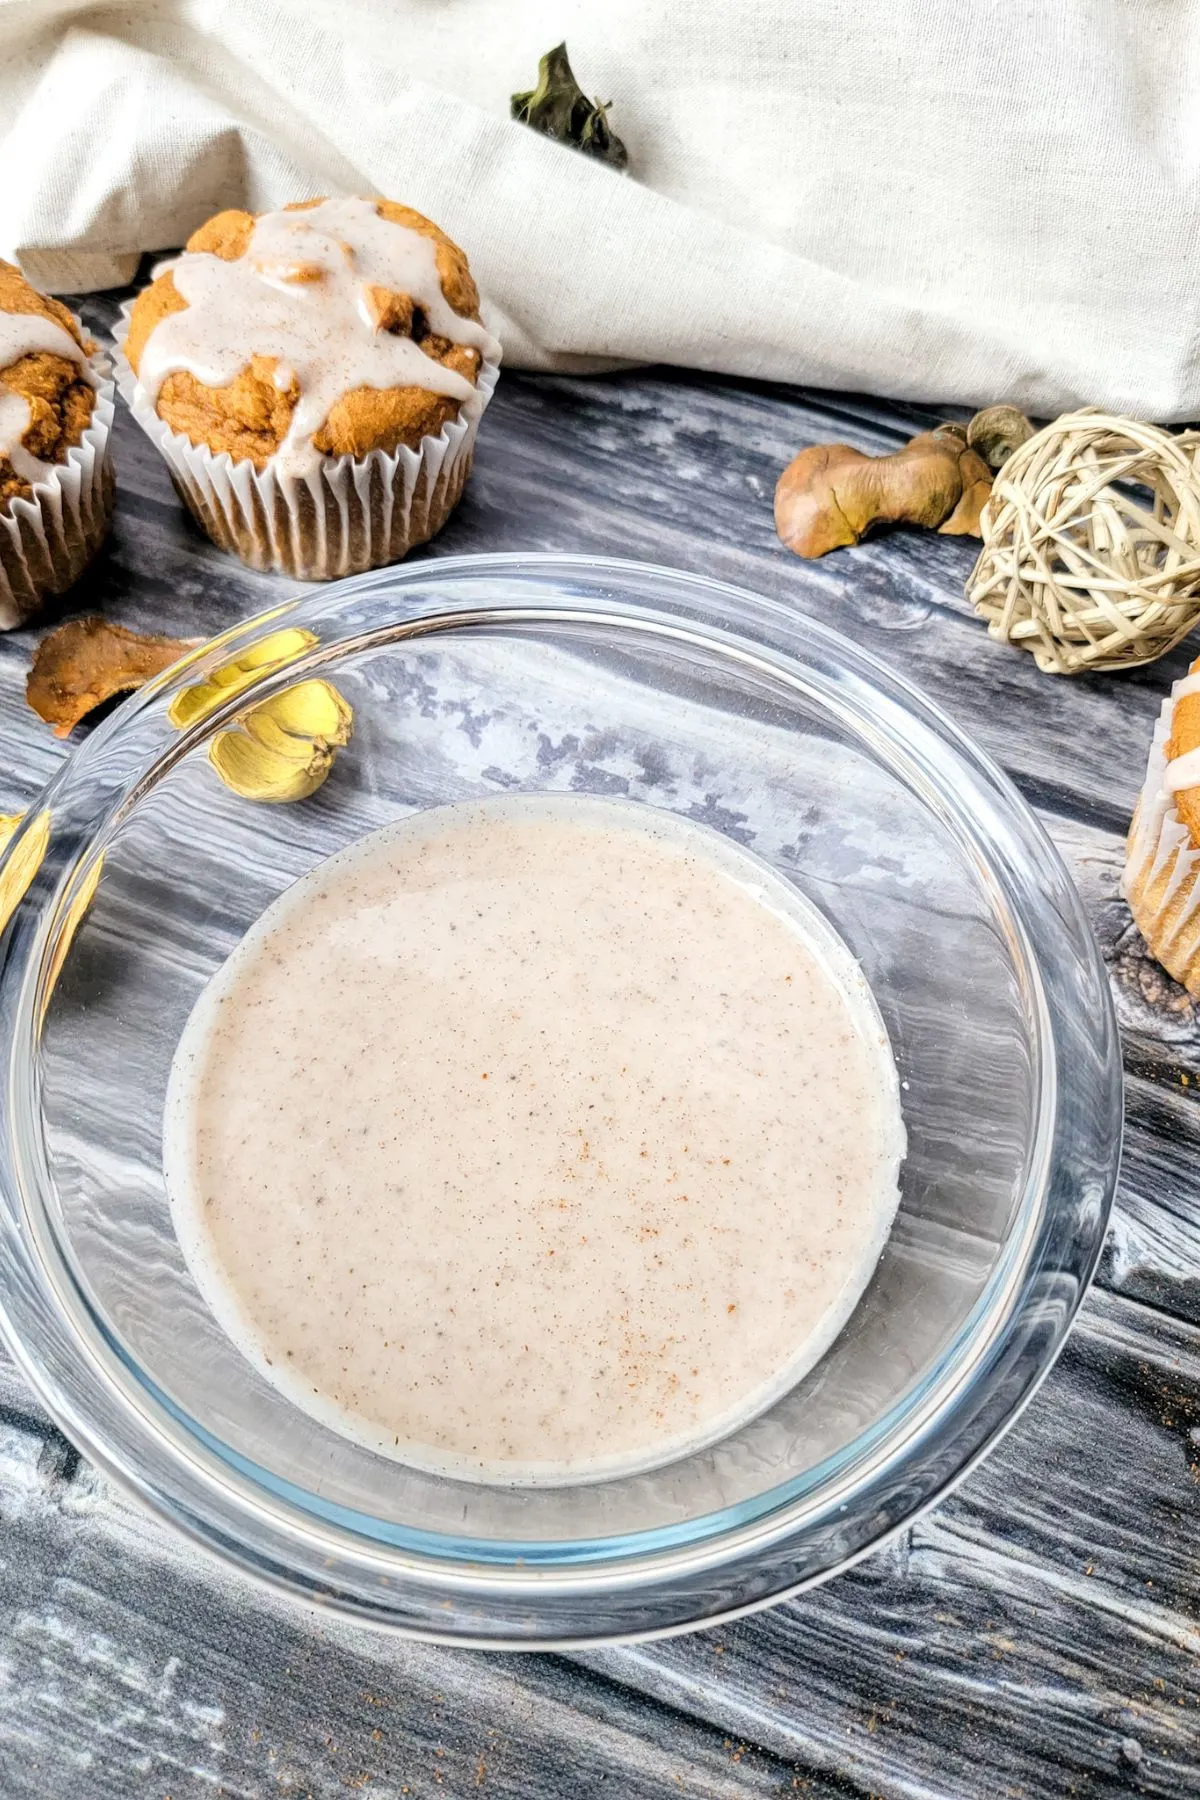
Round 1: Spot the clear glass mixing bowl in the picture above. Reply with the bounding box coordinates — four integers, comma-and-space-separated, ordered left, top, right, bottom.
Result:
0, 555, 1122, 1645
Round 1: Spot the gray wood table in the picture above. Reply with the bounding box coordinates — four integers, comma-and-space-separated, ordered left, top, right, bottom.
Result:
0, 283, 1196, 1800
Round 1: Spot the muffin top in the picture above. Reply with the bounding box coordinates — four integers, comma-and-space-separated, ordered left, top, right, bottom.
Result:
125, 197, 500, 477
0, 261, 97, 510
1166, 659, 1200, 840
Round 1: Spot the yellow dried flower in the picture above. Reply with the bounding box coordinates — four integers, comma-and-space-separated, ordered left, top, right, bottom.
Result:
43, 855, 104, 1020
0, 811, 50, 933
169, 629, 353, 803
166, 628, 320, 730
209, 681, 353, 804
0, 811, 104, 1010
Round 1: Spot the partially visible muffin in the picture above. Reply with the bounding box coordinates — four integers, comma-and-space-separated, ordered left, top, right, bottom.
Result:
1125, 656, 1200, 992
0, 265, 98, 506
118, 196, 501, 578
0, 262, 115, 627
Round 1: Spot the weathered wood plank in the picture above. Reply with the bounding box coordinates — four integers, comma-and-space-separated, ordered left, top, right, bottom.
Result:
439, 365, 1178, 835
0, 1454, 826, 1799
0, 1279, 1196, 1798
0, 284, 1176, 854
576, 1286, 1200, 1800
0, 279, 1195, 1800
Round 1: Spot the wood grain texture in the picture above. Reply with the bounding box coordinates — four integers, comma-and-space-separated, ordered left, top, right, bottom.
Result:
0, 281, 1195, 1797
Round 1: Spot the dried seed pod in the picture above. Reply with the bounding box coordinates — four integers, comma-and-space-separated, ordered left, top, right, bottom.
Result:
774, 431, 993, 558
940, 451, 994, 537
966, 404, 1035, 472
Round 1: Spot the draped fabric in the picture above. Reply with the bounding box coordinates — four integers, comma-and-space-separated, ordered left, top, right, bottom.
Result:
2, 1, 1198, 415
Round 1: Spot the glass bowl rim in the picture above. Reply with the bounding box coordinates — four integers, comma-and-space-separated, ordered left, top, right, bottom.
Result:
0, 552, 1123, 1643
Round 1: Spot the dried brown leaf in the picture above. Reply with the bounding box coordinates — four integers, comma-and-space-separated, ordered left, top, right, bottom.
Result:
938, 446, 994, 535
27, 617, 197, 738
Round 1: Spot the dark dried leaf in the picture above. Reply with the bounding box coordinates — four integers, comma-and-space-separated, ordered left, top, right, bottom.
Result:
511, 43, 628, 171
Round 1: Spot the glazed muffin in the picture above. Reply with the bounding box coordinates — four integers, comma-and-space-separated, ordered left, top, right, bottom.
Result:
1125, 657, 1200, 992
117, 197, 501, 579
0, 261, 115, 627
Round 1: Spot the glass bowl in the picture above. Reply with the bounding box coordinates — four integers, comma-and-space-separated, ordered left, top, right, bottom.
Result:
0, 554, 1122, 1646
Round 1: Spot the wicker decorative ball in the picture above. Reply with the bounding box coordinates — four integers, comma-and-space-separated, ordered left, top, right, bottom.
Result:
967, 408, 1200, 674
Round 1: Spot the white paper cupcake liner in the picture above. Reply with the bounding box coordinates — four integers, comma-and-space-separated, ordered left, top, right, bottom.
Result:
0, 327, 116, 630
1123, 675, 1200, 992
113, 296, 499, 581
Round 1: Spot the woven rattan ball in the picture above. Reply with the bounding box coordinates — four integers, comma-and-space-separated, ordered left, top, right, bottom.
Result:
967, 408, 1200, 674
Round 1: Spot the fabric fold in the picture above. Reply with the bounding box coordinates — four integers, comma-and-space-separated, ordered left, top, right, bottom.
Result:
2, 1, 1198, 415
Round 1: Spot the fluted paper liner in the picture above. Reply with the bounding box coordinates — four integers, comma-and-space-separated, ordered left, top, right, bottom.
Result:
1124, 676, 1200, 993
113, 297, 498, 580
0, 327, 115, 630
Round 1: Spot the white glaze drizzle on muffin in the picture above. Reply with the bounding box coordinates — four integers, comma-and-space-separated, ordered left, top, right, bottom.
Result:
0, 311, 93, 486
136, 197, 501, 478
1165, 746, 1200, 793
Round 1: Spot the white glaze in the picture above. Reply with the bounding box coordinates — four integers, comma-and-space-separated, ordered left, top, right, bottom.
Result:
137, 197, 501, 478
0, 309, 90, 482
0, 392, 36, 481
1165, 745, 1200, 794
164, 795, 906, 1484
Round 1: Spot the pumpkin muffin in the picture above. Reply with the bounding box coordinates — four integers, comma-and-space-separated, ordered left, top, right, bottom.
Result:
0, 261, 115, 627
1125, 657, 1200, 993
116, 197, 501, 579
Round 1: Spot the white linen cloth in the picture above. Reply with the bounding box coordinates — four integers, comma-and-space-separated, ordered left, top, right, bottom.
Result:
1, 0, 1198, 416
